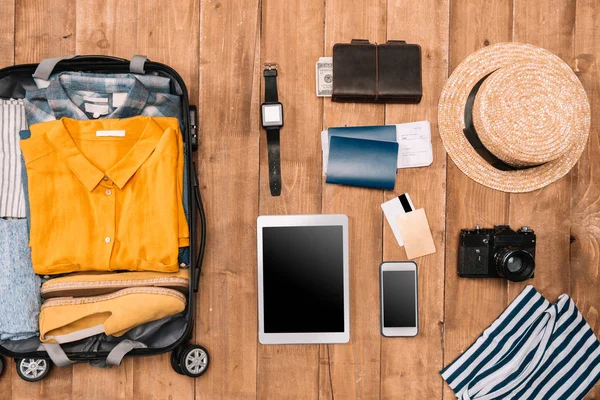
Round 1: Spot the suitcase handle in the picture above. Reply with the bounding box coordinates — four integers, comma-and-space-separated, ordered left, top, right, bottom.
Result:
33, 55, 148, 81
41, 340, 146, 367
192, 161, 206, 293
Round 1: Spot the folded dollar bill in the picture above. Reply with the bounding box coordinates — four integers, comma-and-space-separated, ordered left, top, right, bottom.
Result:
316, 57, 332, 97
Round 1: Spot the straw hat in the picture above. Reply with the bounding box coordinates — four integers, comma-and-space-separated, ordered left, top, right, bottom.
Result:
438, 42, 590, 192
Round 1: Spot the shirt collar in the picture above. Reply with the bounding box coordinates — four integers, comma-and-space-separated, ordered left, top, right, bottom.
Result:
45, 117, 165, 191
45, 73, 151, 120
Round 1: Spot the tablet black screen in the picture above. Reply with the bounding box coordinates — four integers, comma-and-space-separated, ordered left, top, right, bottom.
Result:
262, 225, 344, 333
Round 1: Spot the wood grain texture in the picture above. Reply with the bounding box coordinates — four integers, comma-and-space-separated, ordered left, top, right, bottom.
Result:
381, 0, 448, 398
508, 0, 576, 301
443, 1, 512, 399
573, 0, 600, 398
0, 358, 11, 400
127, 2, 200, 399
137, 0, 200, 111
71, 360, 133, 400
320, 1, 385, 399
12, 1, 75, 398
131, 353, 193, 400
0, 0, 14, 68
256, 0, 324, 398
70, 3, 137, 398
15, 0, 75, 63
0, 1, 14, 399
3, 1, 600, 399
75, 0, 138, 59
196, 0, 261, 399
133, 1, 200, 399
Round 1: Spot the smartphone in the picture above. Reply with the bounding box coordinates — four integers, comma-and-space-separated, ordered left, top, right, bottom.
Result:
380, 261, 418, 337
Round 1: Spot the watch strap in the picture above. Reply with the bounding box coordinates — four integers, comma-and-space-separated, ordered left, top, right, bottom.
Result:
264, 69, 279, 103
266, 127, 281, 196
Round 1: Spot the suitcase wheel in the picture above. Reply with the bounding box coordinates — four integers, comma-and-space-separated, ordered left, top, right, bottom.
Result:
16, 358, 51, 382
170, 346, 185, 375
177, 345, 210, 378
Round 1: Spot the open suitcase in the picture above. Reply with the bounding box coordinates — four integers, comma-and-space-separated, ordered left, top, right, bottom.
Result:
0, 55, 208, 380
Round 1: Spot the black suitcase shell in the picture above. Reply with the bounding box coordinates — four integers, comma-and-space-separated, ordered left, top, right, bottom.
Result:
0, 56, 206, 374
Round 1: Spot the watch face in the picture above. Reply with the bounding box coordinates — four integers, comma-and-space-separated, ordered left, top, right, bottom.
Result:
262, 103, 283, 127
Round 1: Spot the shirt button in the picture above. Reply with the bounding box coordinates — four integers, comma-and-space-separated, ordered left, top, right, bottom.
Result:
106, 189, 112, 196
103, 176, 109, 181
105, 237, 111, 243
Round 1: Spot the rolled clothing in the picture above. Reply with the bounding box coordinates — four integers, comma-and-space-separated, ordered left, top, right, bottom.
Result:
0, 218, 40, 340
441, 285, 600, 400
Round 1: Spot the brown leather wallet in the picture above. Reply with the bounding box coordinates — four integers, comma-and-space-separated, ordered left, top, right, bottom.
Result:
332, 39, 422, 104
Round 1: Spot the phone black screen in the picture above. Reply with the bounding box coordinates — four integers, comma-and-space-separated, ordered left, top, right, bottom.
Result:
382, 270, 417, 327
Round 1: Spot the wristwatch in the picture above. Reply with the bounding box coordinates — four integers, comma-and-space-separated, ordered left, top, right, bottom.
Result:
261, 63, 284, 196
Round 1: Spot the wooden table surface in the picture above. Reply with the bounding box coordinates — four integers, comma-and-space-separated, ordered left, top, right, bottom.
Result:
1, 0, 599, 399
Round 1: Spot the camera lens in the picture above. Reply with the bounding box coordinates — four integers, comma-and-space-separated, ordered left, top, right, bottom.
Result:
506, 256, 523, 273
495, 248, 535, 282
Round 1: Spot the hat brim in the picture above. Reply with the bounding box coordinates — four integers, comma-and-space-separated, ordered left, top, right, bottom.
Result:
438, 42, 590, 193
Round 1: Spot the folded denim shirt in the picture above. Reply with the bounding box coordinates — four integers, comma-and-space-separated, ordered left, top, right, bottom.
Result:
0, 218, 41, 340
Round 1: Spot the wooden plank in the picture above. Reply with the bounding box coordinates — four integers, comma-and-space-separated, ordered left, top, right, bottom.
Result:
508, 0, 576, 301
15, 0, 75, 62
133, 1, 200, 399
0, 0, 14, 398
0, 0, 14, 68
196, 0, 261, 399
137, 0, 200, 110
71, 359, 133, 400
380, 0, 448, 398
69, 3, 138, 399
11, 365, 73, 400
0, 358, 12, 400
13, 1, 75, 399
443, 1, 512, 399
572, 0, 600, 397
256, 0, 324, 398
132, 354, 194, 400
320, 1, 386, 398
75, 0, 138, 59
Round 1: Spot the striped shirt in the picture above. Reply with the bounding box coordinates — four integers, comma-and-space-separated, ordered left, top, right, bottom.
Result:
441, 285, 600, 399
0, 99, 27, 218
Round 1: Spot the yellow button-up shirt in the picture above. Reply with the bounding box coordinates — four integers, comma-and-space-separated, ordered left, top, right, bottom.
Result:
21, 116, 189, 275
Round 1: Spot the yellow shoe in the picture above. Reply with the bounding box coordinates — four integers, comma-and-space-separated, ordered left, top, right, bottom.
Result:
40, 287, 186, 343
40, 270, 189, 298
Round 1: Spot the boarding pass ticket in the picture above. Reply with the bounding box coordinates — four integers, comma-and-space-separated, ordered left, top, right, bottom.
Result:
321, 120, 433, 174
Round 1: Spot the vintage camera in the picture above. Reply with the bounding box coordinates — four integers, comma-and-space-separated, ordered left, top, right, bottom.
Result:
458, 225, 536, 282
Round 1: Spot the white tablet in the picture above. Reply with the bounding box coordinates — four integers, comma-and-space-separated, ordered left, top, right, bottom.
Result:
257, 214, 350, 344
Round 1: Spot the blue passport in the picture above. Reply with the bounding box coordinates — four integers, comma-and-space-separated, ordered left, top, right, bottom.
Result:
326, 135, 398, 190
328, 125, 396, 142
